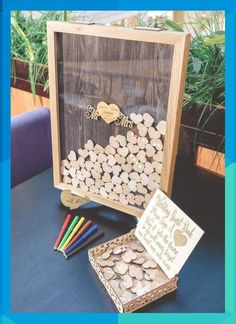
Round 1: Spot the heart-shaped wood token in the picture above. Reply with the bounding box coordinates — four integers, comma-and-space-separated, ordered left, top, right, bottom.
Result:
156, 120, 167, 135
149, 172, 161, 183
95, 179, 103, 187
121, 163, 132, 173
102, 172, 111, 183
78, 148, 89, 159
127, 131, 138, 144
144, 162, 154, 175
135, 195, 145, 206
137, 123, 148, 137
127, 193, 135, 205
129, 264, 143, 280
117, 147, 129, 157
77, 157, 85, 168
143, 113, 154, 127
114, 261, 128, 275
142, 259, 157, 269
94, 144, 104, 154
137, 150, 146, 162
105, 182, 113, 193
148, 127, 160, 139
100, 187, 108, 198
120, 274, 133, 289
127, 143, 139, 154
109, 136, 119, 149
112, 175, 122, 185
116, 135, 127, 147
84, 140, 94, 151
89, 151, 97, 163
174, 229, 188, 247
97, 153, 107, 163
107, 155, 116, 166
130, 113, 143, 125
104, 144, 116, 155
102, 162, 112, 174
71, 178, 80, 187
129, 171, 140, 182
103, 267, 115, 280
122, 250, 137, 263
114, 154, 126, 165
70, 160, 78, 169
153, 151, 163, 162
109, 191, 119, 201
137, 137, 148, 150
112, 164, 121, 175
137, 183, 148, 195
122, 184, 131, 195
154, 139, 163, 151
97, 101, 120, 124
145, 144, 156, 157
113, 184, 122, 194
120, 172, 129, 184
91, 170, 101, 179
85, 161, 93, 171
128, 179, 137, 192
119, 194, 128, 205
140, 173, 149, 186
69, 167, 76, 178
152, 161, 162, 174
61, 166, 69, 176
61, 159, 71, 169
68, 150, 76, 161
147, 180, 159, 191
133, 163, 144, 173
85, 178, 95, 187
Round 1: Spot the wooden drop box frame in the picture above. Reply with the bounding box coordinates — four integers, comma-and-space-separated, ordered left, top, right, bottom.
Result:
47, 22, 191, 217
88, 229, 178, 313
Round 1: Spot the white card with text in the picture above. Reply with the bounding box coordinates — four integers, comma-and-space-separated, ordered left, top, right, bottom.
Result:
135, 189, 204, 279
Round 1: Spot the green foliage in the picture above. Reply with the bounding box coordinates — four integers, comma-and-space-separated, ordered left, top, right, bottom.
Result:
11, 11, 72, 98
136, 12, 225, 110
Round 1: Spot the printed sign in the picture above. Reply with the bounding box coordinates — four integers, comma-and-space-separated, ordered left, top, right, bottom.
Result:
135, 189, 204, 278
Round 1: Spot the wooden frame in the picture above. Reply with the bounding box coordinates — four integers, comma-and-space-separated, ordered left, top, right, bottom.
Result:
47, 22, 190, 217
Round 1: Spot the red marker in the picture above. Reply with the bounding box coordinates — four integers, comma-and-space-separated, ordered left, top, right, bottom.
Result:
53, 214, 72, 250
61, 220, 93, 251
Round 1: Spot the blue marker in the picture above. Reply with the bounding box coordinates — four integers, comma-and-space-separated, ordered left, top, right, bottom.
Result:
64, 224, 99, 255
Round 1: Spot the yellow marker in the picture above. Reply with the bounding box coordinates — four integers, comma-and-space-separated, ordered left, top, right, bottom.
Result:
60, 217, 85, 251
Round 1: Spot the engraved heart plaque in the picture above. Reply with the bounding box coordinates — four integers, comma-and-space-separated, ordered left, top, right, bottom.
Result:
174, 229, 188, 247
97, 101, 120, 124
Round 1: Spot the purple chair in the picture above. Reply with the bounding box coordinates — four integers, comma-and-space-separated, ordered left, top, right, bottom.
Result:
11, 108, 52, 187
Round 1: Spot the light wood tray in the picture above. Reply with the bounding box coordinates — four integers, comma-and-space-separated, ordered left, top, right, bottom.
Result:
88, 229, 178, 313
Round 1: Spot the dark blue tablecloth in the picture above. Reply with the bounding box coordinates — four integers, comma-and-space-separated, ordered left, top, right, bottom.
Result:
11, 159, 224, 312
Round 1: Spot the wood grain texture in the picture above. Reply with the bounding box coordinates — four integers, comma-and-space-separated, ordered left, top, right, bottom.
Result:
56, 33, 173, 159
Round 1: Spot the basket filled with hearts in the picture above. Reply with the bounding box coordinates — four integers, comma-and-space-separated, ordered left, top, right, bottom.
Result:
88, 189, 204, 313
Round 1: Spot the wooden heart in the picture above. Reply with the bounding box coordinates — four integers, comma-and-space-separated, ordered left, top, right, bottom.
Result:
97, 101, 120, 124
174, 229, 188, 247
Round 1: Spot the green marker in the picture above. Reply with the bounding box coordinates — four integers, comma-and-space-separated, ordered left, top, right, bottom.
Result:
58, 216, 79, 250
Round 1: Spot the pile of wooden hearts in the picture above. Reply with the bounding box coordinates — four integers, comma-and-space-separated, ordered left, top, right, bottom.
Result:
61, 112, 166, 209
96, 238, 168, 303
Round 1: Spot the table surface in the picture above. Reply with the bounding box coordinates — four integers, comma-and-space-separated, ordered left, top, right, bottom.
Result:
11, 158, 225, 313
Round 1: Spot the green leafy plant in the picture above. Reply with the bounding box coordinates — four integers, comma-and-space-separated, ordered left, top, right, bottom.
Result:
11, 11, 72, 99
135, 12, 225, 111
135, 12, 225, 152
